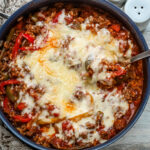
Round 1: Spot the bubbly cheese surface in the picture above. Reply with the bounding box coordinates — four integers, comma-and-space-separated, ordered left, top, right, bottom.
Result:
12, 10, 132, 144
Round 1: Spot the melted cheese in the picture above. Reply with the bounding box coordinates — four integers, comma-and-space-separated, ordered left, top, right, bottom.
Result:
21, 94, 35, 115
11, 9, 133, 144
93, 89, 128, 129
42, 125, 56, 138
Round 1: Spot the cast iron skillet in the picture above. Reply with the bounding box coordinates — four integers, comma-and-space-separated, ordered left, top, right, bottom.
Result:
0, 0, 150, 149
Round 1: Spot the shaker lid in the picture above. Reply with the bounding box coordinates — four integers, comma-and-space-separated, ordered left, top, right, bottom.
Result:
124, 0, 150, 23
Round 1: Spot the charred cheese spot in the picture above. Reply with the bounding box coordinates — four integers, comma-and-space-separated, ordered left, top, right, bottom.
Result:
65, 102, 76, 113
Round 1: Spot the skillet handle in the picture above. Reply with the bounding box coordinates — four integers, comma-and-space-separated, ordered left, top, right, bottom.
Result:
0, 12, 9, 19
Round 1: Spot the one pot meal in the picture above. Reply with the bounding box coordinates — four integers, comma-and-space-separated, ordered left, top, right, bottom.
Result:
0, 3, 143, 149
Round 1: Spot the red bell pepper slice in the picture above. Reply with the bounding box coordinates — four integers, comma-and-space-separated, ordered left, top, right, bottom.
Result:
113, 65, 126, 77
17, 102, 27, 111
114, 67, 126, 77
12, 32, 35, 59
3, 97, 10, 113
0, 79, 20, 93
13, 115, 31, 123
22, 33, 34, 43
12, 32, 23, 59
111, 24, 121, 32
52, 11, 62, 23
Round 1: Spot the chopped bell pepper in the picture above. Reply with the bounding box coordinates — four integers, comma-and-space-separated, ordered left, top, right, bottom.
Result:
111, 24, 121, 32
13, 115, 31, 123
0, 79, 20, 93
17, 102, 26, 111
3, 97, 10, 113
31, 15, 38, 23
6, 86, 17, 103
6, 28, 15, 42
114, 65, 126, 77
16, 21, 23, 30
52, 11, 62, 23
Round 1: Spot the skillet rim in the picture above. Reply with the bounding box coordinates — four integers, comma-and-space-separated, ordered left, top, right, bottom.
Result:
0, 0, 149, 150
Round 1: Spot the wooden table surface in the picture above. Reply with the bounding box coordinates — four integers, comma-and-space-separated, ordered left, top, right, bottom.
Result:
0, 0, 150, 149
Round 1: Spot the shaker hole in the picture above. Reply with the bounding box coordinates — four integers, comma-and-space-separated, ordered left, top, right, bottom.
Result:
138, 12, 141, 15
134, 6, 137, 9
141, 6, 144, 9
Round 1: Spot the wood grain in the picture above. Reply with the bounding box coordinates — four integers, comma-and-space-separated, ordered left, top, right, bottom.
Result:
0, 1, 150, 149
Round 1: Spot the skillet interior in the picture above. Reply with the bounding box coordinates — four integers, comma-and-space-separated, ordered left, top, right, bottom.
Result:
0, 0, 149, 150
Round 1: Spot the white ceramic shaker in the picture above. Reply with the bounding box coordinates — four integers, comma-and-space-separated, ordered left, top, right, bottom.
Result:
124, 0, 150, 31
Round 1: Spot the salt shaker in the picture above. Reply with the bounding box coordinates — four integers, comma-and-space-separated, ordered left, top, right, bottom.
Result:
124, 0, 150, 31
